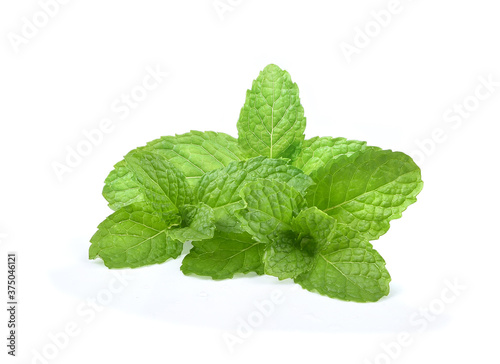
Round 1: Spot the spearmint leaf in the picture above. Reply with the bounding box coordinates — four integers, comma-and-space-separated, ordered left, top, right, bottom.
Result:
237, 64, 306, 159
237, 179, 307, 243
292, 207, 337, 250
146, 131, 244, 184
89, 203, 183, 268
233, 179, 314, 280
124, 151, 193, 212
168, 203, 215, 242
292, 137, 372, 175
262, 230, 314, 280
306, 148, 423, 240
181, 231, 265, 279
197, 157, 313, 232
295, 225, 391, 302
103, 131, 243, 210
102, 160, 145, 210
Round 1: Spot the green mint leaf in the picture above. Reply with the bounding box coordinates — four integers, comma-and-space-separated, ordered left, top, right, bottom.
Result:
197, 157, 313, 232
103, 131, 243, 210
237, 179, 307, 243
292, 207, 337, 250
292, 137, 372, 175
102, 159, 146, 210
145, 131, 244, 184
89, 203, 183, 268
238, 183, 326, 280
295, 225, 391, 302
124, 150, 193, 212
168, 203, 215, 242
306, 148, 423, 240
237, 64, 306, 159
262, 230, 314, 280
181, 231, 265, 279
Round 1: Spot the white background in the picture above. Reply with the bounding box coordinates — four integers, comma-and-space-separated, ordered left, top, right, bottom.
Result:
1, 1, 499, 363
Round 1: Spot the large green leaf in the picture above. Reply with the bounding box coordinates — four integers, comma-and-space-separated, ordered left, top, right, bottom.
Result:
237, 64, 306, 159
89, 203, 183, 268
181, 231, 265, 279
103, 131, 244, 210
295, 225, 391, 302
146, 131, 244, 182
306, 148, 423, 240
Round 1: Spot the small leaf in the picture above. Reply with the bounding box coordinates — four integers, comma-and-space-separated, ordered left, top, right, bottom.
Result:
168, 203, 215, 242
197, 157, 312, 232
237, 179, 307, 243
293, 137, 372, 175
292, 207, 337, 250
263, 230, 314, 280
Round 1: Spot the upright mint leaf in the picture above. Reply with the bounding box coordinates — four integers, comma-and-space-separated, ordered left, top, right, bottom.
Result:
306, 148, 423, 240
89, 203, 183, 268
103, 131, 244, 210
197, 157, 313, 232
292, 137, 372, 175
237, 179, 307, 243
181, 231, 265, 279
168, 203, 215, 242
124, 150, 193, 212
237, 64, 306, 159
295, 225, 391, 302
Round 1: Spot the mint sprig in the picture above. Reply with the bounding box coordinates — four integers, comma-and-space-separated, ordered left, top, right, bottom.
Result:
89, 64, 423, 302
